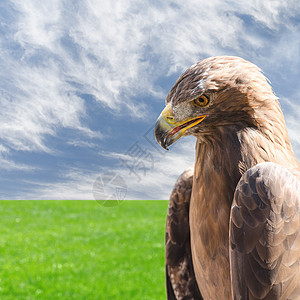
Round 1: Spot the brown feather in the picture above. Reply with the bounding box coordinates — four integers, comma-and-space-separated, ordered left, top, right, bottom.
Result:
165, 167, 203, 300
230, 163, 300, 299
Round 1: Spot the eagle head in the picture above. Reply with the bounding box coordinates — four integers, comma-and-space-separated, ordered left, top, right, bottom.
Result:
155, 56, 279, 150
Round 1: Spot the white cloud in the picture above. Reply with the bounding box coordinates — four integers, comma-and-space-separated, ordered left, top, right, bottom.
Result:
0, 144, 34, 170
20, 176, 95, 200
67, 140, 100, 149
2, 0, 300, 152
19, 137, 196, 200
233, 1, 300, 30
0, 61, 89, 151
100, 137, 196, 199
1, 0, 300, 198
280, 96, 300, 160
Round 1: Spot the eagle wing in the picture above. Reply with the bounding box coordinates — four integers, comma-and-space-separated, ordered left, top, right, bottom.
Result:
165, 167, 203, 300
230, 162, 300, 299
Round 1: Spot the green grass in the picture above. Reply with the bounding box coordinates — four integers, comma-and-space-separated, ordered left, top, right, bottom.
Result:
0, 200, 168, 300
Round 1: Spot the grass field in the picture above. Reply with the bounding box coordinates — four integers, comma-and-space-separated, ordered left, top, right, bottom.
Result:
0, 200, 168, 300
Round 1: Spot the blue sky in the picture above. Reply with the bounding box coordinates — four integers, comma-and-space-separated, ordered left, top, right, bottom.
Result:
0, 0, 300, 199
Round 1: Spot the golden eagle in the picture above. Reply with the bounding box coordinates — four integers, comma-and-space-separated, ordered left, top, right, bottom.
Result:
155, 56, 300, 299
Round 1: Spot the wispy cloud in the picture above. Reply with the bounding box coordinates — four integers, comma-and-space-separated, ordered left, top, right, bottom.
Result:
1, 0, 300, 198
2, 1, 299, 150
19, 137, 195, 200
0, 144, 34, 170
280, 95, 300, 158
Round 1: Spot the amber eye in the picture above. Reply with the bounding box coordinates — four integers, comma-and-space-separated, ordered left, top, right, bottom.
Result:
193, 94, 210, 107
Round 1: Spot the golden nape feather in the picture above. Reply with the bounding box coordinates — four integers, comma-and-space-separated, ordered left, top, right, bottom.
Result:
154, 56, 300, 299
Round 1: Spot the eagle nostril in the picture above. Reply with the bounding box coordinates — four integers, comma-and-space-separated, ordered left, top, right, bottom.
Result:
166, 116, 175, 124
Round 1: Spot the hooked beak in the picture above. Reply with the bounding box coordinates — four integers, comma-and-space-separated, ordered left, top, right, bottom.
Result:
154, 103, 206, 150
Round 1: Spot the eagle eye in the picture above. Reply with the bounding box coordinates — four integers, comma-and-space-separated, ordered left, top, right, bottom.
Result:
193, 94, 210, 107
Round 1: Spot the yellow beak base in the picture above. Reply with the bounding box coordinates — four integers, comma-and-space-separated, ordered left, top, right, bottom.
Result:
154, 104, 206, 150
